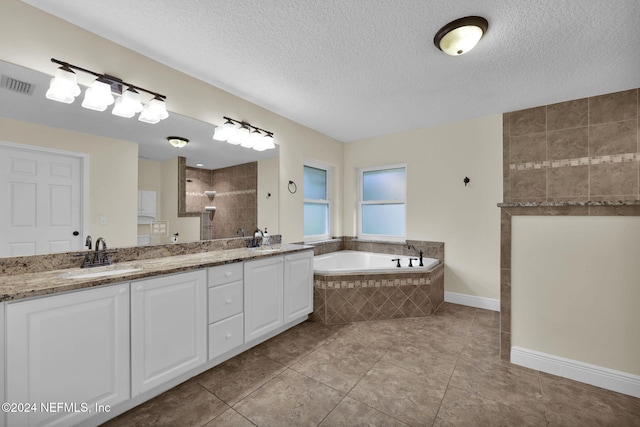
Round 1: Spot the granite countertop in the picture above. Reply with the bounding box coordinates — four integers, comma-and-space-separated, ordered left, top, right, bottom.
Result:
0, 244, 312, 303
498, 200, 640, 208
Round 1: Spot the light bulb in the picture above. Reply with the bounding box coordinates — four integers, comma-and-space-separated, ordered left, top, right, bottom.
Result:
45, 66, 81, 104
112, 87, 143, 118
139, 97, 169, 124
82, 78, 114, 111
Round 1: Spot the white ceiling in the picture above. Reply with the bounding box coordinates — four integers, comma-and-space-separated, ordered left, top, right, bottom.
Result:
20, 0, 640, 142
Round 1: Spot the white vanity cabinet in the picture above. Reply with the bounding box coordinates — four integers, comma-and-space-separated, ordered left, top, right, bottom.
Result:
5, 283, 130, 427
244, 256, 284, 343
284, 251, 314, 322
208, 263, 244, 360
131, 270, 207, 397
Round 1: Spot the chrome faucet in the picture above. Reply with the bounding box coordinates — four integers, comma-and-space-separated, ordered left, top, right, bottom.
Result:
236, 228, 246, 237
249, 228, 264, 248
85, 235, 92, 250
408, 245, 424, 267
94, 237, 112, 266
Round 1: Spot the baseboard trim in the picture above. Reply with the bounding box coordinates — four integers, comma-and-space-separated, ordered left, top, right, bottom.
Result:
511, 346, 640, 398
444, 291, 500, 312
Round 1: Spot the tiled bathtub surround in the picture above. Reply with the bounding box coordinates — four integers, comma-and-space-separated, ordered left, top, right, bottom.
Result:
501, 87, 640, 362
312, 264, 444, 324
504, 88, 639, 202
306, 237, 445, 262
305, 237, 446, 324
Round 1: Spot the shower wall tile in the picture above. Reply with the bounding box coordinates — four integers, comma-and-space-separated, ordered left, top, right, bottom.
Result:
547, 165, 589, 200
547, 127, 588, 160
510, 169, 546, 200
547, 98, 588, 131
509, 106, 546, 136
590, 162, 638, 198
589, 120, 637, 156
509, 132, 546, 164
588, 89, 637, 125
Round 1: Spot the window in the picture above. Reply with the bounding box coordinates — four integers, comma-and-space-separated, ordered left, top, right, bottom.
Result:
358, 164, 406, 241
303, 163, 331, 241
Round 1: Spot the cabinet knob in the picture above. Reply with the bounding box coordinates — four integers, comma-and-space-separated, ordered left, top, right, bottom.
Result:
226, 333, 232, 339
225, 298, 232, 305
136, 286, 144, 292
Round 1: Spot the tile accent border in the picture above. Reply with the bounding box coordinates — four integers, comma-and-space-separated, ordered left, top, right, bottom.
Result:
509, 152, 640, 171
511, 346, 640, 398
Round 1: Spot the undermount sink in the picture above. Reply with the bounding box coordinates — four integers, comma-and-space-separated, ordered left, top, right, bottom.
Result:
62, 265, 143, 279
249, 247, 279, 253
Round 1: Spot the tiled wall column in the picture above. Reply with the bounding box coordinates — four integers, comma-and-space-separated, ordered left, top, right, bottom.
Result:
500, 88, 640, 361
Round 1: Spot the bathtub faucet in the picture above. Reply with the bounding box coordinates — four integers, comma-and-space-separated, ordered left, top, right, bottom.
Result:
391, 258, 401, 268
408, 245, 424, 267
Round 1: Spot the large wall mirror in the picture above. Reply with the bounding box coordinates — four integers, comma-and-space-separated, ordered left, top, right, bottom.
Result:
0, 60, 279, 257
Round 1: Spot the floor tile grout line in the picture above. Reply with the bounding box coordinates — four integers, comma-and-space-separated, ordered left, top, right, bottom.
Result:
430, 308, 479, 426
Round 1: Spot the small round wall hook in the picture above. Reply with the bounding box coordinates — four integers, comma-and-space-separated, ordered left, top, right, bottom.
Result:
463, 177, 470, 186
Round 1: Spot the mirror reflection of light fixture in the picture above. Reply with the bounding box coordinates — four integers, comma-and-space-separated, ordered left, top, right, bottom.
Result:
434, 16, 488, 56
167, 136, 189, 148
46, 58, 169, 123
212, 116, 276, 151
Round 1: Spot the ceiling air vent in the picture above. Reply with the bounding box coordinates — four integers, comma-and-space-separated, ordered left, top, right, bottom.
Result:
1, 75, 35, 96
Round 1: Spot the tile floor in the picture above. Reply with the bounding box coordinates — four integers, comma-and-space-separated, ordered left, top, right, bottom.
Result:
104, 303, 640, 426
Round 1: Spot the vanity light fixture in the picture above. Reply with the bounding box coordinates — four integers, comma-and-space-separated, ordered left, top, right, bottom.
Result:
212, 116, 276, 151
46, 58, 168, 123
434, 16, 488, 56
167, 136, 189, 148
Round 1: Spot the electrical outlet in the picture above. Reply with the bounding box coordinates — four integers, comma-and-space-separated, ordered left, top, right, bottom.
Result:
100, 216, 107, 225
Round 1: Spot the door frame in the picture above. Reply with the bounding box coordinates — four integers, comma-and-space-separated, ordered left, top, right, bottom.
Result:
0, 140, 89, 252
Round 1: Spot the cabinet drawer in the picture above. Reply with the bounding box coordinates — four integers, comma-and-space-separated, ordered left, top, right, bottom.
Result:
208, 313, 244, 360
209, 263, 243, 287
208, 280, 243, 323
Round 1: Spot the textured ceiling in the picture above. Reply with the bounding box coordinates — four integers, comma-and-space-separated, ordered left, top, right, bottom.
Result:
21, 0, 640, 142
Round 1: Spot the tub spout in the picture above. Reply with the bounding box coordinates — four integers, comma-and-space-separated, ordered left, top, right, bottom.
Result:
408, 245, 424, 267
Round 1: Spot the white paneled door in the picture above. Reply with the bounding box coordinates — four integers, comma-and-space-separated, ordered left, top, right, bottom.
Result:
0, 143, 84, 256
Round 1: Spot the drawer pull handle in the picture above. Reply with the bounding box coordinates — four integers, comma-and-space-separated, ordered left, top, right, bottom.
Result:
226, 333, 232, 339
225, 299, 232, 304
225, 272, 232, 277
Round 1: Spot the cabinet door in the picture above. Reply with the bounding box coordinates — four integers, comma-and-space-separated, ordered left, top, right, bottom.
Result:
284, 251, 314, 322
244, 256, 284, 343
131, 270, 207, 396
138, 190, 156, 216
6, 283, 130, 427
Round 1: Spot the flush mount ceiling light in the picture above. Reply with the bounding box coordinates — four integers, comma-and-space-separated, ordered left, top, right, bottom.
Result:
167, 136, 189, 148
434, 16, 488, 56
46, 58, 168, 123
212, 116, 276, 151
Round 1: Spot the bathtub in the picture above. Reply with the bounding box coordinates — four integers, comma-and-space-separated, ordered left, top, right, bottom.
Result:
312, 250, 444, 324
314, 250, 439, 275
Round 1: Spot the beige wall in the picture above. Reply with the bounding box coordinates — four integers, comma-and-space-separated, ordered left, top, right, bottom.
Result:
512, 216, 640, 375
0, 0, 344, 244
0, 117, 138, 248
344, 115, 503, 300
